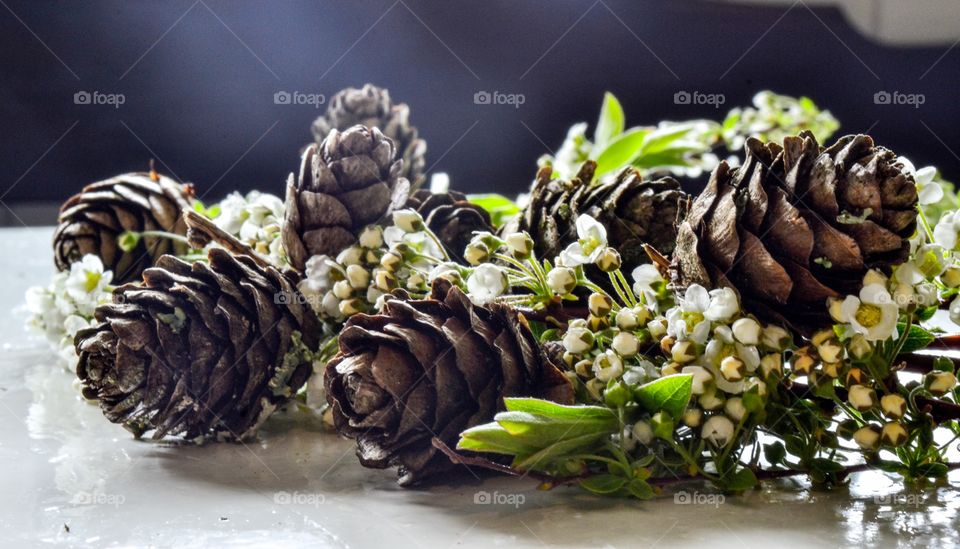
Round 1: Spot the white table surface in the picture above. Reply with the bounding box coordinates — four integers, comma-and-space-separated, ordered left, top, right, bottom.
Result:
2, 227, 958, 548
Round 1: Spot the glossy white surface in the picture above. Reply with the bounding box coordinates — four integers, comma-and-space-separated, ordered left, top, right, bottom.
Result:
2, 227, 958, 548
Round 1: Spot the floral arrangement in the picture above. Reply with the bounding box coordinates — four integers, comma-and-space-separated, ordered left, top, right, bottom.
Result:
26, 85, 960, 500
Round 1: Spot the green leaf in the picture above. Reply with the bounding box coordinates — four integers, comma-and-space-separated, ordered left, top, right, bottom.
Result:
810, 458, 845, 474
722, 468, 757, 492
626, 479, 655, 500
457, 423, 541, 456
579, 474, 627, 495
465, 193, 521, 228
914, 462, 950, 478
603, 380, 631, 408
494, 411, 616, 443
514, 432, 611, 470
763, 442, 786, 465
638, 123, 704, 156
632, 374, 693, 418
896, 323, 935, 354
594, 92, 625, 147
592, 127, 650, 177
503, 398, 618, 423
117, 231, 141, 252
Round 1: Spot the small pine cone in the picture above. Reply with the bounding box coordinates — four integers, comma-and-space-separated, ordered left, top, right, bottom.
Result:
672, 132, 918, 334
504, 161, 685, 272
405, 189, 495, 262
75, 248, 321, 441
311, 84, 427, 189
283, 125, 410, 272
53, 171, 193, 283
325, 279, 574, 485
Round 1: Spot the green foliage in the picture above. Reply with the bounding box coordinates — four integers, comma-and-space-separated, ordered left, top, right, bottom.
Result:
895, 323, 936, 354
632, 374, 693, 418
466, 193, 521, 228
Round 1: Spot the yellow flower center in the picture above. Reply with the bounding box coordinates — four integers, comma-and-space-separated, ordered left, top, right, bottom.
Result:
855, 304, 882, 328
84, 272, 102, 293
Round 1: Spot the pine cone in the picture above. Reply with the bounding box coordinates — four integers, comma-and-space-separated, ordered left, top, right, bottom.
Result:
283, 125, 410, 272
53, 171, 193, 283
504, 161, 685, 273
74, 248, 320, 441
312, 84, 427, 189
671, 132, 918, 333
325, 279, 574, 485
405, 189, 495, 263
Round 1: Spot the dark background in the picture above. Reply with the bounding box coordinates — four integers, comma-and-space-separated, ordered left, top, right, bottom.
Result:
1, 0, 958, 225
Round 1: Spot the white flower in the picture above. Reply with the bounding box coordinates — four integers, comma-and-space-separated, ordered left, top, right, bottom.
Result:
680, 284, 710, 314
65, 255, 112, 314
731, 317, 761, 345
681, 365, 713, 395
899, 156, 943, 206
213, 192, 249, 235
701, 415, 735, 447
392, 209, 424, 233
429, 172, 450, 193
704, 288, 739, 322
466, 264, 507, 305
562, 322, 594, 354
950, 295, 960, 326
611, 332, 640, 357
632, 263, 663, 305
934, 210, 960, 251
837, 284, 899, 341
666, 306, 710, 345
593, 350, 623, 382
304, 255, 336, 289
547, 266, 577, 295
358, 225, 384, 249
558, 214, 607, 267
503, 232, 534, 258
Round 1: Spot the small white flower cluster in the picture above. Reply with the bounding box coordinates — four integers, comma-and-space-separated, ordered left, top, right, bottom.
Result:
661, 284, 790, 448
298, 210, 461, 321
213, 191, 287, 268
25, 255, 113, 369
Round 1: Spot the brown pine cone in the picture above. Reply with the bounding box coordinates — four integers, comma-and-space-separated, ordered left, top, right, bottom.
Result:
283, 125, 410, 272
75, 248, 320, 441
671, 132, 918, 334
504, 162, 686, 272
311, 84, 427, 189
405, 189, 495, 262
53, 171, 193, 283
325, 279, 574, 485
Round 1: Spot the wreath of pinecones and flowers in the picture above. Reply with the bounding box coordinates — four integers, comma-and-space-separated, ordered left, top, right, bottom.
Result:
25, 84, 960, 500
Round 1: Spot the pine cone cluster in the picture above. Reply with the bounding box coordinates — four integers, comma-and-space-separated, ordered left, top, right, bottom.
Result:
672, 132, 918, 333
311, 84, 427, 189
405, 189, 495, 263
75, 248, 320, 441
504, 161, 686, 272
325, 279, 574, 485
53, 171, 193, 283
283, 125, 410, 272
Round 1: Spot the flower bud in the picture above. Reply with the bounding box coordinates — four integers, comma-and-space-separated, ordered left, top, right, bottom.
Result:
848, 384, 878, 411
732, 318, 761, 345
845, 367, 866, 387
848, 333, 873, 360
926, 371, 957, 396
682, 407, 703, 428
593, 350, 623, 382
828, 297, 845, 323
612, 332, 640, 357
333, 280, 354, 300
406, 272, 427, 291
702, 415, 735, 447
761, 324, 792, 351
660, 362, 681, 377
650, 412, 675, 440
943, 266, 960, 288
632, 421, 654, 445
724, 397, 747, 422
504, 232, 534, 258
881, 421, 908, 447
358, 225, 384, 248
821, 362, 841, 378
562, 325, 594, 355
574, 359, 593, 378
760, 353, 782, 380
380, 251, 403, 271
345, 264, 370, 289
547, 267, 577, 295
647, 318, 667, 339
682, 365, 713, 395
719, 356, 745, 382
596, 247, 622, 273
698, 387, 724, 410
714, 324, 734, 344
337, 246, 363, 266
615, 308, 639, 330
588, 293, 613, 318
853, 424, 881, 451
792, 348, 817, 376
392, 209, 424, 233
816, 340, 844, 364
374, 269, 397, 292
338, 298, 364, 316
463, 242, 490, 266
880, 394, 907, 419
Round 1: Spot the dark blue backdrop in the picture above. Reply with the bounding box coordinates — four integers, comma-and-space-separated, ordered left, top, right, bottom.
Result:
1, 0, 958, 216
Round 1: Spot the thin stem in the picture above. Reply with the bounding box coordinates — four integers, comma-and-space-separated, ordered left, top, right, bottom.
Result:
139, 230, 192, 245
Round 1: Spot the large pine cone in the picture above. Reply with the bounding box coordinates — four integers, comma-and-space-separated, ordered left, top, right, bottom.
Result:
405, 189, 495, 263
283, 125, 410, 272
53, 172, 193, 283
325, 279, 574, 485
504, 161, 685, 272
311, 84, 427, 189
75, 248, 320, 441
671, 132, 918, 334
